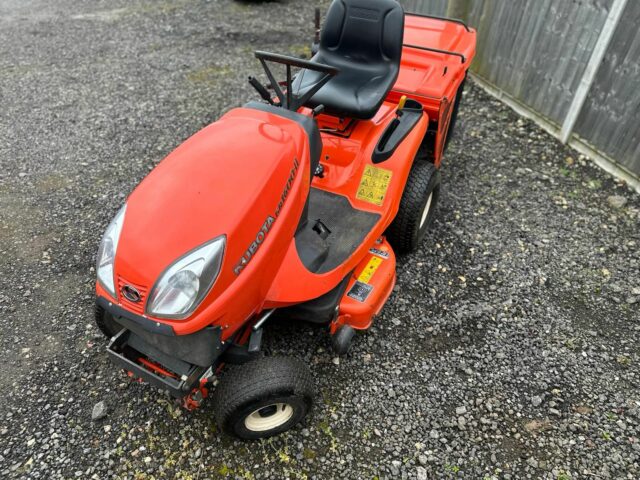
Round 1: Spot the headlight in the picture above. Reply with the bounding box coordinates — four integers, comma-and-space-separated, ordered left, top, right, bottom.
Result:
147, 236, 225, 319
96, 205, 127, 299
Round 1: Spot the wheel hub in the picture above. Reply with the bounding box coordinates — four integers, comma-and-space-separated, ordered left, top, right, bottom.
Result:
420, 192, 434, 228
244, 403, 294, 432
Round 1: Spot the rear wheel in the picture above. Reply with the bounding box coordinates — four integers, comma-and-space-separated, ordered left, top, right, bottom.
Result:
213, 356, 315, 440
386, 160, 441, 254
445, 76, 466, 148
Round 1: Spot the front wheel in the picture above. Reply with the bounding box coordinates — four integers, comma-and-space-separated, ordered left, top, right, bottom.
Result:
95, 304, 121, 338
212, 357, 315, 440
386, 160, 441, 254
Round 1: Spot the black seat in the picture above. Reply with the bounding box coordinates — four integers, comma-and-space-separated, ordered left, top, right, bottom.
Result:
292, 0, 405, 120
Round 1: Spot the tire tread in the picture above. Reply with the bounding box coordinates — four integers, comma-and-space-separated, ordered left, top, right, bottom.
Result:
386, 160, 439, 254
212, 357, 314, 436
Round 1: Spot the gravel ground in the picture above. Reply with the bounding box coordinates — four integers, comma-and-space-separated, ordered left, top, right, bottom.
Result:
1, 1, 639, 479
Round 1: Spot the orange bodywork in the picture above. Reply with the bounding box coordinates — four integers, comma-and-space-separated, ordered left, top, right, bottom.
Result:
263, 102, 427, 307
97, 107, 313, 336
96, 14, 476, 342
392, 14, 476, 166
331, 237, 397, 333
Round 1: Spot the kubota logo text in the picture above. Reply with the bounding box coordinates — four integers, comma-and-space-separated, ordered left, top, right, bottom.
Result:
234, 157, 300, 275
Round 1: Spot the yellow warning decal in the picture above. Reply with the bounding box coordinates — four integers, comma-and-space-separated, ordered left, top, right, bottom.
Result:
356, 165, 393, 206
358, 256, 383, 284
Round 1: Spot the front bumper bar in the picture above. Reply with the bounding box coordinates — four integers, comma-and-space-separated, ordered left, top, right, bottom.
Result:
96, 296, 223, 367
107, 329, 207, 398
97, 297, 224, 398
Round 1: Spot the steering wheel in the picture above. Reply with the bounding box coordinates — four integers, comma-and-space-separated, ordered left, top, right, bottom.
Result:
251, 50, 339, 112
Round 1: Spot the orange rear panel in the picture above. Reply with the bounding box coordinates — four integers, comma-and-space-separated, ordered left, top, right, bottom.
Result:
389, 14, 477, 166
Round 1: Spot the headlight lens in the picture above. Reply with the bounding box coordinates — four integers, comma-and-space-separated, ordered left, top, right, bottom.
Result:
96, 205, 127, 299
147, 236, 225, 319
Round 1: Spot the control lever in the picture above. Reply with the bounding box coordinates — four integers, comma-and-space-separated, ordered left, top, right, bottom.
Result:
396, 95, 407, 118
311, 7, 321, 55
377, 95, 407, 149
248, 76, 275, 105
397, 95, 408, 111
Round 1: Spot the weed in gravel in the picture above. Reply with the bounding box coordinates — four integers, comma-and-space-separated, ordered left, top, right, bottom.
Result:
289, 44, 312, 58
444, 463, 461, 474
616, 354, 631, 366
186, 66, 233, 86
318, 420, 338, 453
587, 179, 603, 189
302, 448, 316, 460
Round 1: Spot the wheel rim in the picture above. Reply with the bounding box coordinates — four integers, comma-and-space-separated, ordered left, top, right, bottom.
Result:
244, 403, 294, 432
419, 192, 434, 229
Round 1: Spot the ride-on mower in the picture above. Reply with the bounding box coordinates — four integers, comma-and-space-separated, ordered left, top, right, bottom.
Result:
95, 0, 476, 439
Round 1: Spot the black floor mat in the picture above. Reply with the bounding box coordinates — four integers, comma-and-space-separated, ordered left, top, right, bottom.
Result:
296, 188, 380, 274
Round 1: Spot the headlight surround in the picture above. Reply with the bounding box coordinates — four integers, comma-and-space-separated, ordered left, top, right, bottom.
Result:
146, 236, 225, 319
96, 205, 127, 299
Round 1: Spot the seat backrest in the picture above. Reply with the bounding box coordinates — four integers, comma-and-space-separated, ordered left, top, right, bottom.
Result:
320, 0, 404, 67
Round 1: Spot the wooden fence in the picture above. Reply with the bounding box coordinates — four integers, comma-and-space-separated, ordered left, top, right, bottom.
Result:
401, 0, 640, 186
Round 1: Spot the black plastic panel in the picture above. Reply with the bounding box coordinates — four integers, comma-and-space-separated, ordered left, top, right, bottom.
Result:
296, 189, 380, 274
98, 297, 223, 367
372, 99, 424, 164
107, 329, 206, 398
278, 273, 352, 324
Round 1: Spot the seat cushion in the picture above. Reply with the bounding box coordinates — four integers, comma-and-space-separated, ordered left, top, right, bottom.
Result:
292, 0, 404, 120
292, 56, 398, 119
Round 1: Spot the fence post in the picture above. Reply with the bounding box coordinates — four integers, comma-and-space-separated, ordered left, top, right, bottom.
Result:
560, 0, 629, 144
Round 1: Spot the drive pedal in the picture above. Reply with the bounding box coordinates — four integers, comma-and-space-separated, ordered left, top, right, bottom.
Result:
312, 219, 331, 239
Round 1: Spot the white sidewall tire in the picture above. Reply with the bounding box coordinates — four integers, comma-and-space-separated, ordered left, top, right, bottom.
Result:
244, 403, 295, 432
213, 357, 315, 440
